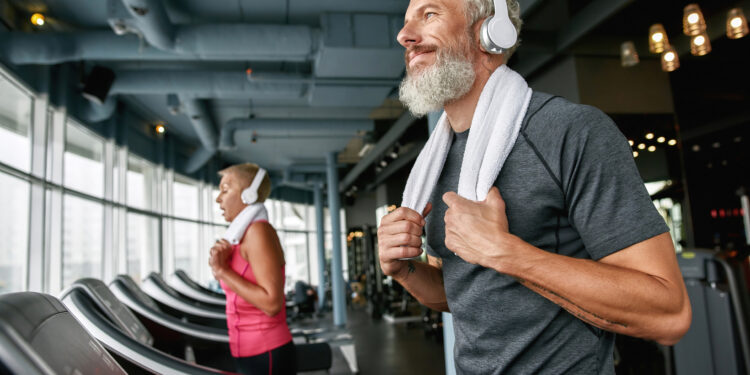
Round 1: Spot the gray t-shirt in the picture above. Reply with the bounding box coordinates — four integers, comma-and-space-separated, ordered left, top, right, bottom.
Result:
425, 92, 669, 374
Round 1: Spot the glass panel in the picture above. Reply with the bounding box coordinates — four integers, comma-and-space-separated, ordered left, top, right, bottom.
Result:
0, 74, 32, 172
62, 194, 103, 287
64, 121, 104, 197
0, 172, 29, 293
282, 231, 309, 289
127, 155, 155, 210
127, 212, 159, 282
174, 175, 199, 220
212, 188, 225, 224
174, 220, 200, 279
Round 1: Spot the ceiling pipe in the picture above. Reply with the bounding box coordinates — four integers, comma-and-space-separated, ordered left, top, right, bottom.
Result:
107, 71, 398, 98
0, 27, 313, 65
219, 119, 373, 150
109, 71, 307, 99
120, 0, 175, 51
77, 95, 118, 124
179, 95, 218, 172
117, 0, 314, 60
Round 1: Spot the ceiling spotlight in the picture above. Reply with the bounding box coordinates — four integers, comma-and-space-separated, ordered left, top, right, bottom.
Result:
155, 123, 166, 134
683, 4, 707, 36
661, 46, 680, 72
648, 145, 656, 152
649, 24, 669, 53
727, 8, 749, 39
638, 143, 646, 150
31, 13, 45, 26
645, 133, 654, 140
668, 139, 677, 146
380, 160, 388, 168
628, 140, 634, 146
712, 142, 721, 148
657, 137, 666, 143
389, 151, 398, 159
692, 144, 700, 152
633, 151, 639, 158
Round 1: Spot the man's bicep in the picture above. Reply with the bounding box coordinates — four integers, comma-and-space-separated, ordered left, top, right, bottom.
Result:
598, 232, 681, 283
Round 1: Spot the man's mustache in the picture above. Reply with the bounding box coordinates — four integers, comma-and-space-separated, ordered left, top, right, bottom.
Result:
405, 44, 439, 63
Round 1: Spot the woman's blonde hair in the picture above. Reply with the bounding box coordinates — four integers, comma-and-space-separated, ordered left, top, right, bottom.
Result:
218, 163, 272, 203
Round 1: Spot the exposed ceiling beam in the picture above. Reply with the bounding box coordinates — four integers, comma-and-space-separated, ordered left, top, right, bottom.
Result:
339, 112, 417, 193
365, 141, 425, 191
514, 0, 634, 78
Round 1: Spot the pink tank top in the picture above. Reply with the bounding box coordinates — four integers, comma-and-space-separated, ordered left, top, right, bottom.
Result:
219, 220, 293, 357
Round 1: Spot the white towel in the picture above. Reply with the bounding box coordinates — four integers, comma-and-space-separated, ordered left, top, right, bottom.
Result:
401, 64, 532, 214
223, 203, 269, 245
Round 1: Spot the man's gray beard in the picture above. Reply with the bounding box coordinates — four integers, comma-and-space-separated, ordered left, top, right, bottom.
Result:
399, 49, 476, 117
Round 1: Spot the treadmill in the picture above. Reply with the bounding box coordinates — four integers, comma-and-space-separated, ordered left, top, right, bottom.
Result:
141, 272, 228, 325
169, 270, 226, 306
674, 248, 750, 375
109, 275, 334, 372
0, 291, 127, 375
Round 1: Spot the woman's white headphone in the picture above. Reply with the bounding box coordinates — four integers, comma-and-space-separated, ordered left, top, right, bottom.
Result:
240, 167, 266, 205
479, 0, 518, 54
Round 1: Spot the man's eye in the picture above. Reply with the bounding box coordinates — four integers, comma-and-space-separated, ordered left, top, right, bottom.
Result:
425, 12, 436, 20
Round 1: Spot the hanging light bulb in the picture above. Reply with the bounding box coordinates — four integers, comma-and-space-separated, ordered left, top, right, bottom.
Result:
620, 41, 640, 67
638, 143, 646, 150
661, 45, 680, 72
648, 145, 657, 152
633, 151, 639, 158
649, 24, 669, 53
683, 4, 707, 36
690, 32, 712, 56
727, 8, 749, 39
657, 136, 666, 143
31, 13, 45, 26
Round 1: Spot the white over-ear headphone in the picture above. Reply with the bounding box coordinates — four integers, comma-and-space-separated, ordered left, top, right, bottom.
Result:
240, 167, 266, 205
479, 0, 518, 54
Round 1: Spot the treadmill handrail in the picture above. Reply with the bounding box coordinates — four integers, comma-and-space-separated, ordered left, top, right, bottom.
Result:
174, 270, 226, 298
715, 256, 750, 371
0, 322, 56, 375
168, 273, 226, 306
142, 275, 227, 319
63, 291, 235, 375
109, 279, 230, 342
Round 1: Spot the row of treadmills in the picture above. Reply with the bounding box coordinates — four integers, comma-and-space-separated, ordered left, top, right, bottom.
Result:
0, 270, 357, 374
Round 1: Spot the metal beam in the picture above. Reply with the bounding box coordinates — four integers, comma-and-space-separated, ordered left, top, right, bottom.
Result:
339, 112, 417, 193
365, 141, 425, 191
515, 0, 634, 78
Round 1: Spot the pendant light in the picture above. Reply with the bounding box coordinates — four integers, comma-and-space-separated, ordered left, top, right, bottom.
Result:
727, 8, 749, 39
621, 41, 640, 67
649, 24, 669, 53
683, 4, 707, 36
661, 46, 680, 72
690, 32, 712, 56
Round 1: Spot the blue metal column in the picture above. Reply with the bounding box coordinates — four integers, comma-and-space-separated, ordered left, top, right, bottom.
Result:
326, 151, 347, 326
428, 110, 456, 375
313, 184, 327, 310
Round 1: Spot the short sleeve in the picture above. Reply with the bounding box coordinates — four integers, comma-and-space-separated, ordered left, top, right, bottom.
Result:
561, 107, 669, 260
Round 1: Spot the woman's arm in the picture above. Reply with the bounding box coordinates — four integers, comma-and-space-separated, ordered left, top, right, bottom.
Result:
211, 222, 287, 316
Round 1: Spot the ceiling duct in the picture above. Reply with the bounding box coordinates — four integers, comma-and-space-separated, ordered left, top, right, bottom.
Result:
219, 119, 373, 150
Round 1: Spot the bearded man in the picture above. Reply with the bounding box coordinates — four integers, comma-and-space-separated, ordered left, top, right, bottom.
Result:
377, 0, 692, 373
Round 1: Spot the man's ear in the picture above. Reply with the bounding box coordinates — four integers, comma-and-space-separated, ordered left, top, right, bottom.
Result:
474, 18, 488, 53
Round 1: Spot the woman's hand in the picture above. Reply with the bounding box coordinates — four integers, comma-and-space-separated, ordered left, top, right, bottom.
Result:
209, 239, 233, 280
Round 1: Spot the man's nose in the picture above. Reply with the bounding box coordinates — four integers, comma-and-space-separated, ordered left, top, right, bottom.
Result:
397, 22, 420, 48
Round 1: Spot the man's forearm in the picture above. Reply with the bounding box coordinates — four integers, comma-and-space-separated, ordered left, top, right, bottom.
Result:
393, 260, 449, 312
495, 236, 690, 345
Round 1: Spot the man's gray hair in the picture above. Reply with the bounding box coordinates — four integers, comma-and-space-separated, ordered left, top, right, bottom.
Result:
464, 0, 523, 59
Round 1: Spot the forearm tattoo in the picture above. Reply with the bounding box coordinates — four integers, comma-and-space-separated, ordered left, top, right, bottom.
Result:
517, 278, 628, 329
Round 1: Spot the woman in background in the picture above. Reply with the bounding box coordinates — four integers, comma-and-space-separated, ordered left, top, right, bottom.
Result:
209, 163, 296, 375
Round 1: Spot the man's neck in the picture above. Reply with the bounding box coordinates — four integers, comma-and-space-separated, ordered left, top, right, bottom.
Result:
444, 61, 500, 133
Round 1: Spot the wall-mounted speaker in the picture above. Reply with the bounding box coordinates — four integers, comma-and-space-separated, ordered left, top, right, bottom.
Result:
81, 66, 115, 105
